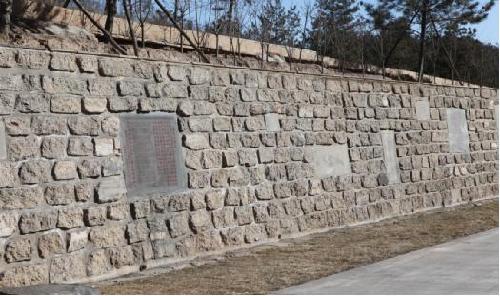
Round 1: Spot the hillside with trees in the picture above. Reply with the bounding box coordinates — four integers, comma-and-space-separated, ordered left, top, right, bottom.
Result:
0, 0, 497, 88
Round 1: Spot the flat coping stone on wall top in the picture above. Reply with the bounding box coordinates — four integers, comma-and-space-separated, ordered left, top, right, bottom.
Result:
0, 284, 100, 295
1, 45, 496, 93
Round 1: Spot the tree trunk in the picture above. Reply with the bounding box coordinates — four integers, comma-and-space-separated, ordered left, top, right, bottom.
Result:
0, 0, 12, 36
228, 0, 235, 52
418, 0, 429, 82
141, 23, 145, 48
123, 0, 139, 56
104, 0, 117, 42
173, 0, 179, 22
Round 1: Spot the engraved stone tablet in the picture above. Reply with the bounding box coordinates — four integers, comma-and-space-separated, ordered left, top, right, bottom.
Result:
310, 144, 351, 178
381, 130, 400, 184
265, 113, 281, 132
415, 98, 430, 120
0, 120, 6, 160
120, 113, 187, 196
447, 108, 469, 153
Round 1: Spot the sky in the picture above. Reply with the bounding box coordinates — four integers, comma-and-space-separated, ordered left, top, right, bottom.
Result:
284, 0, 499, 45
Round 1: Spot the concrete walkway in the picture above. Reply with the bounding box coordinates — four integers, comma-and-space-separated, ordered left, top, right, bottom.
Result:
276, 229, 499, 295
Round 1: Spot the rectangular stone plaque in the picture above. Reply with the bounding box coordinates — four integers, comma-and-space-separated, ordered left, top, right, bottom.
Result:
446, 108, 469, 153
309, 144, 351, 178
0, 120, 6, 160
120, 113, 187, 196
381, 130, 400, 184
415, 98, 430, 120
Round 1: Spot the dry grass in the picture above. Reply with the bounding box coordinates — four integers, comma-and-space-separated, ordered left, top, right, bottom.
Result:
98, 200, 498, 295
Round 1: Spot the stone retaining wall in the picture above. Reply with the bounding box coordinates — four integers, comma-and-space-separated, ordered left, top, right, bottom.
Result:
0, 46, 497, 287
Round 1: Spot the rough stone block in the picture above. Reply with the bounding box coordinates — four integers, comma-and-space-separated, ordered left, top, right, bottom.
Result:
53, 160, 78, 180
41, 137, 67, 159
447, 108, 470, 153
126, 220, 150, 243
87, 249, 112, 276
57, 208, 84, 229
68, 117, 100, 136
109, 245, 136, 268
19, 210, 57, 234
50, 95, 81, 114
189, 210, 212, 233
31, 116, 67, 135
0, 264, 49, 287
5, 237, 32, 262
184, 134, 209, 150
94, 138, 114, 156
309, 144, 351, 178
38, 230, 65, 258
4, 116, 30, 136
19, 159, 51, 184
89, 224, 126, 248
168, 213, 190, 238
96, 176, 127, 203
83, 97, 107, 114
0, 211, 19, 237
50, 253, 86, 283
0, 162, 16, 188
68, 137, 93, 156
67, 229, 88, 252
45, 184, 75, 205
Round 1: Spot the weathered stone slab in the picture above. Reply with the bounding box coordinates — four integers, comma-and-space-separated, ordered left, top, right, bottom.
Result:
381, 130, 400, 184
0, 119, 6, 160
96, 176, 127, 203
309, 144, 351, 178
447, 108, 469, 153
265, 113, 281, 132
415, 98, 430, 120
120, 113, 187, 196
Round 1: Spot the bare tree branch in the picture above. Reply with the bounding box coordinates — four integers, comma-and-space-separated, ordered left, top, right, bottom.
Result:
71, 0, 127, 55
153, 0, 210, 63
123, 0, 139, 56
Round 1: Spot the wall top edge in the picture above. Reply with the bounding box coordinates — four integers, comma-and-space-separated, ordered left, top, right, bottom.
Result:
0, 43, 497, 92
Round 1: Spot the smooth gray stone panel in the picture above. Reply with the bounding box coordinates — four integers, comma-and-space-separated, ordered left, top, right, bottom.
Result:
265, 113, 281, 132
415, 98, 430, 120
310, 144, 351, 178
0, 119, 6, 160
381, 130, 400, 184
446, 108, 469, 153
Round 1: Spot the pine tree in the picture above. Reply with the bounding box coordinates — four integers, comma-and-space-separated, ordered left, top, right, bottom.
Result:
0, 0, 12, 35
376, 0, 495, 81
309, 0, 360, 71
245, 0, 300, 46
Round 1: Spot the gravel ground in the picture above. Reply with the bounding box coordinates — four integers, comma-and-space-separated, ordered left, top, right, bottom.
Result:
98, 200, 498, 295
